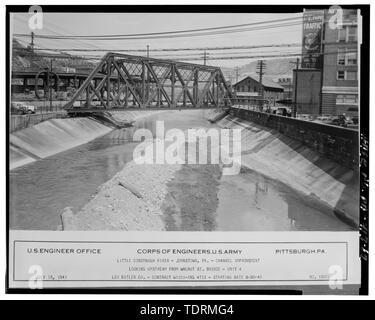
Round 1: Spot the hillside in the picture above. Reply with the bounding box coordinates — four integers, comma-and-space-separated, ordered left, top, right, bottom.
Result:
12, 39, 96, 73
222, 58, 295, 84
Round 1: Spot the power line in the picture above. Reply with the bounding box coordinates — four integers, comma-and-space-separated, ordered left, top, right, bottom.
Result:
24, 42, 302, 52
14, 21, 301, 41
13, 49, 358, 62
15, 40, 353, 54
13, 15, 104, 52
13, 15, 302, 39
271, 63, 295, 76
12, 45, 300, 60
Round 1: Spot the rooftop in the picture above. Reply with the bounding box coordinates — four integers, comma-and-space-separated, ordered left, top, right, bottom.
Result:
234, 75, 284, 90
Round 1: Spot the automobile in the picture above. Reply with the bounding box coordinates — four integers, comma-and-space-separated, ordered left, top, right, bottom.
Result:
296, 114, 314, 121
11, 102, 36, 115
273, 107, 291, 117
345, 106, 359, 118
314, 114, 333, 124
344, 116, 354, 124
329, 115, 348, 127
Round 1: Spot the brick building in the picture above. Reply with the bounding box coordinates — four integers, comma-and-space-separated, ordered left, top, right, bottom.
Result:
294, 9, 359, 116
321, 9, 359, 116
233, 76, 284, 105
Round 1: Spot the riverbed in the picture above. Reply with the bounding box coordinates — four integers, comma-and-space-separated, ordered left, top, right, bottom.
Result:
9, 110, 353, 231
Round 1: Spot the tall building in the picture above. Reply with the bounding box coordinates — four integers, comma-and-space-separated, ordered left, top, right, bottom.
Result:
294, 8, 359, 116
321, 9, 359, 116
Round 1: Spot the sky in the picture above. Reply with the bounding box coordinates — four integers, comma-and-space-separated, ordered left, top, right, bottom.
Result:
11, 12, 304, 68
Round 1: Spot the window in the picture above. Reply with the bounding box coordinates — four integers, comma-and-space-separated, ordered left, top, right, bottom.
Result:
346, 51, 357, 65
346, 71, 357, 80
336, 94, 358, 104
347, 107, 358, 112
348, 26, 358, 42
336, 95, 345, 103
27, 78, 43, 85
338, 28, 346, 42
337, 25, 358, 42
345, 95, 357, 103
337, 71, 345, 80
337, 71, 358, 81
337, 49, 346, 65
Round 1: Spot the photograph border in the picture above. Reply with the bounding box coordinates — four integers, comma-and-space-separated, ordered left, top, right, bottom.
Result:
5, 4, 369, 295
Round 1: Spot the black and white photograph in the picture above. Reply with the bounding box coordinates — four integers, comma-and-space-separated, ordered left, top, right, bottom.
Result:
5, 3, 369, 295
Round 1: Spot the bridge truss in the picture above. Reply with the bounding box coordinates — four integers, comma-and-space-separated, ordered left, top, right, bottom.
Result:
64, 52, 233, 111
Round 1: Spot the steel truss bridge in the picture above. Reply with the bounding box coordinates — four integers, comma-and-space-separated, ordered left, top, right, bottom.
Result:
64, 52, 233, 112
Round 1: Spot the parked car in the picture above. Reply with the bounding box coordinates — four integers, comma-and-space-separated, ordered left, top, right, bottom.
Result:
345, 106, 359, 118
273, 107, 291, 117
329, 115, 348, 128
11, 102, 35, 115
296, 114, 313, 121
314, 114, 332, 124
344, 116, 354, 124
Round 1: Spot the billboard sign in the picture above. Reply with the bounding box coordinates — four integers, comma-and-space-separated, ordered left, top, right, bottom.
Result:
301, 10, 324, 69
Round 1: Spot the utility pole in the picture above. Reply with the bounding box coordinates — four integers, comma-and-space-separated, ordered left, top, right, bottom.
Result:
290, 58, 299, 118
49, 59, 54, 112
146, 45, 150, 104
256, 60, 266, 109
203, 51, 207, 66
235, 66, 239, 84
29, 32, 35, 52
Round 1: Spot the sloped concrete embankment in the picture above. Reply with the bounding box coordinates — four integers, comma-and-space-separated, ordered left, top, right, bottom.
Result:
203, 108, 229, 123
217, 115, 359, 226
10, 118, 112, 170
109, 110, 166, 122
9, 111, 165, 170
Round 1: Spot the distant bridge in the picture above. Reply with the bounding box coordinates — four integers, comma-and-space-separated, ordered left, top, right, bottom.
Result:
64, 52, 233, 112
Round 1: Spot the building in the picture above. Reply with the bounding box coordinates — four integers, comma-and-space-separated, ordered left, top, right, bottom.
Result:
292, 69, 321, 115
233, 75, 284, 105
294, 9, 359, 116
321, 9, 358, 116
277, 77, 293, 100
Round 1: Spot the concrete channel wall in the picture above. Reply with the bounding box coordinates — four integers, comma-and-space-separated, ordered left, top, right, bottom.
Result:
230, 107, 359, 169
9, 110, 166, 171
9, 118, 113, 170
10, 111, 67, 133
218, 112, 359, 227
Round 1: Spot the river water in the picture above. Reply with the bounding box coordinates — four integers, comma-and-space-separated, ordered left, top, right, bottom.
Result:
9, 110, 352, 231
